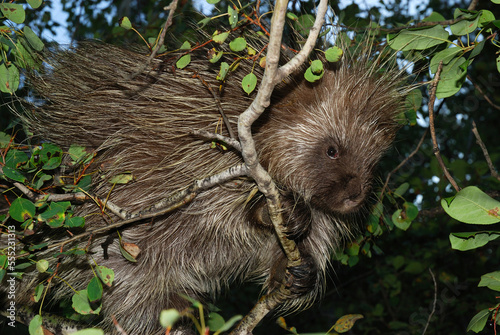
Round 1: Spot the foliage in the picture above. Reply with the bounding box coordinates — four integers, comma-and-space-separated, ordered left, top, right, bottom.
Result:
1, 0, 500, 334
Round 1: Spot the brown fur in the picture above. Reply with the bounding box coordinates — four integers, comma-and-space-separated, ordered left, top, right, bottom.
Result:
9, 40, 409, 334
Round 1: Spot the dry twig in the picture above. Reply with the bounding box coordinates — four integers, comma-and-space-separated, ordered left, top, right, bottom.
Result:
471, 120, 500, 181
428, 61, 460, 192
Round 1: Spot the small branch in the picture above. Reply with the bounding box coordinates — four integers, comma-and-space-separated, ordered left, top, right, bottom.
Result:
380, 129, 428, 199
189, 70, 237, 139
128, 0, 179, 80
471, 120, 500, 181
27, 164, 248, 251
468, 0, 479, 11
191, 129, 242, 151
428, 61, 460, 192
0, 167, 90, 203
230, 287, 289, 335
467, 75, 500, 111
105, 163, 248, 220
336, 17, 468, 34
422, 268, 437, 335
148, 0, 179, 61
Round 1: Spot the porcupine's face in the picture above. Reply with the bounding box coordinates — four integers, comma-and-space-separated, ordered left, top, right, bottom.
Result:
260, 68, 403, 216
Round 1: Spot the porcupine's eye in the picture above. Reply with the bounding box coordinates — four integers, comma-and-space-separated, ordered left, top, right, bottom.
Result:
326, 146, 339, 159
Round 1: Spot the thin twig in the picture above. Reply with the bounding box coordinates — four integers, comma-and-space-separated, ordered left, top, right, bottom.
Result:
380, 129, 428, 199
422, 268, 438, 335
467, 75, 500, 111
36, 164, 249, 251
148, 0, 179, 61
428, 61, 460, 192
471, 120, 500, 181
191, 129, 242, 151
189, 70, 237, 139
128, 0, 179, 80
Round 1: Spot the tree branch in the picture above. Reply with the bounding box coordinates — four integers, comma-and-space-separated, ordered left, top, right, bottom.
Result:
471, 120, 500, 181
428, 61, 460, 192
232, 0, 328, 333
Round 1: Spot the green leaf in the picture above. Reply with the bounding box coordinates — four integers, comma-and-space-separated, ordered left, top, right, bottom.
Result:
0, 131, 11, 148
9, 198, 36, 222
68, 144, 94, 166
325, 46, 343, 62
469, 40, 485, 60
208, 49, 223, 63
27, 0, 43, 9
478, 271, 500, 291
108, 172, 134, 184
229, 37, 247, 52
435, 57, 467, 99
286, 12, 298, 21
393, 183, 410, 197
214, 314, 243, 332
429, 47, 463, 73
496, 55, 500, 73
119, 243, 138, 263
34, 173, 52, 189
28, 314, 44, 335
387, 25, 449, 51
212, 31, 229, 44
392, 209, 411, 231
36, 259, 49, 273
294, 14, 315, 36
450, 232, 500, 251
2, 165, 27, 182
176, 54, 191, 69
33, 283, 44, 302
441, 186, 500, 224
241, 72, 257, 94
467, 308, 491, 333
23, 27, 44, 51
0, 3, 25, 24
304, 65, 324, 82
217, 62, 229, 81
96, 265, 115, 287
159, 309, 181, 328
87, 276, 103, 303
76, 175, 92, 192
179, 41, 191, 50
310, 59, 323, 74
119, 17, 132, 30
450, 11, 479, 35
479, 10, 495, 27
72, 330, 105, 335
208, 312, 225, 331
227, 5, 238, 28
28, 243, 48, 251
198, 17, 211, 28
333, 314, 364, 333
206, 0, 221, 4
30, 143, 63, 170
346, 242, 360, 256
422, 12, 446, 22
0, 63, 20, 94
13, 40, 37, 69
65, 215, 85, 228
38, 201, 71, 228
72, 289, 101, 315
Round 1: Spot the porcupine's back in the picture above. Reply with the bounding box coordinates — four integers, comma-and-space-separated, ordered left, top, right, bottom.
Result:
27, 42, 250, 212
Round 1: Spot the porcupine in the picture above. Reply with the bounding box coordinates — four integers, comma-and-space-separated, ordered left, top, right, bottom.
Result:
7, 36, 410, 334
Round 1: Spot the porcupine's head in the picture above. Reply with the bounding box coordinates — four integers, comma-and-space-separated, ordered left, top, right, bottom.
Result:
256, 43, 410, 216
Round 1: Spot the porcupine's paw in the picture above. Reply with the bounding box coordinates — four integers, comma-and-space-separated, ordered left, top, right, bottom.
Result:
284, 255, 318, 296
